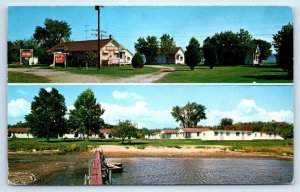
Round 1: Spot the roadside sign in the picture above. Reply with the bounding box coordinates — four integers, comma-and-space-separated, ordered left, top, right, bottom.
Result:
21, 50, 33, 58
55, 54, 65, 64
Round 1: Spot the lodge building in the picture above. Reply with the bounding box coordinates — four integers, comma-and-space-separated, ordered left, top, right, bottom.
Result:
48, 35, 133, 66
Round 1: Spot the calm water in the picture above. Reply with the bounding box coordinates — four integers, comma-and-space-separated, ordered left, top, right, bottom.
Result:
37, 157, 293, 185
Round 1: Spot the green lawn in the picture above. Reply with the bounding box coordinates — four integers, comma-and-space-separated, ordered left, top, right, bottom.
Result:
156, 64, 293, 83
55, 65, 159, 78
8, 138, 293, 154
8, 71, 50, 83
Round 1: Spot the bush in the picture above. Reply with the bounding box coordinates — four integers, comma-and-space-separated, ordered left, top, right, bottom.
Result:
132, 52, 144, 69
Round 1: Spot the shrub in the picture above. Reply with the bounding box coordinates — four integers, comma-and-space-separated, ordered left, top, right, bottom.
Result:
132, 52, 144, 69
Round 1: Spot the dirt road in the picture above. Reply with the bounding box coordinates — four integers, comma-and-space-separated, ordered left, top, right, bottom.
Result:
8, 65, 175, 83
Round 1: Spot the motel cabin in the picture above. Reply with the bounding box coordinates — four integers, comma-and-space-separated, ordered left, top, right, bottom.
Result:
145, 132, 161, 139
155, 47, 185, 64
160, 129, 178, 139
145, 128, 285, 141
177, 128, 211, 139
8, 128, 34, 139
99, 129, 113, 139
48, 35, 133, 67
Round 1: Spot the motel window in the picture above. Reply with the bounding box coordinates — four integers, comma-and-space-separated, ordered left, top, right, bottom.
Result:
214, 132, 218, 136
236, 132, 240, 136
260, 133, 263, 137
255, 133, 257, 137
269, 133, 272, 137
274, 133, 277, 137
119, 53, 123, 59
203, 133, 206, 137
226, 132, 230, 136
197, 132, 200, 137
242, 132, 245, 136
127, 57, 130, 61
220, 132, 224, 135
247, 132, 251, 136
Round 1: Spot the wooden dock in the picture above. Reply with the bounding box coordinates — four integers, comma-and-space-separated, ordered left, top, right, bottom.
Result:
84, 150, 112, 185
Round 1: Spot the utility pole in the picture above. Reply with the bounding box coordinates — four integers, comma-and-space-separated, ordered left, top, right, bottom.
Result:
95, 5, 103, 69
84, 25, 89, 40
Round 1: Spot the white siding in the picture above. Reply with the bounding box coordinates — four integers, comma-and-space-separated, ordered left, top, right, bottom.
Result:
9, 133, 34, 139
175, 49, 185, 64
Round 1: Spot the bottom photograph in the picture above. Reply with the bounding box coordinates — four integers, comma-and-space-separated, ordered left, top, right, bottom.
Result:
7, 85, 293, 185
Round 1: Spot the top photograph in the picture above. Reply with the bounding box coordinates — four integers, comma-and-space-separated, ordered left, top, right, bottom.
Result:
7, 6, 293, 83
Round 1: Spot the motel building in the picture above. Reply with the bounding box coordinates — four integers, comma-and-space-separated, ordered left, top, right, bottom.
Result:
48, 35, 133, 67
8, 128, 34, 139
145, 128, 284, 141
155, 47, 185, 64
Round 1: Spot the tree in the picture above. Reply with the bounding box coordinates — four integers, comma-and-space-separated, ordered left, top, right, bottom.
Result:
160, 33, 176, 63
203, 38, 218, 69
68, 89, 105, 139
33, 18, 71, 63
171, 102, 206, 128
252, 39, 272, 62
219, 118, 233, 129
112, 120, 137, 144
134, 36, 159, 64
273, 23, 293, 77
25, 88, 67, 141
132, 52, 144, 69
185, 37, 201, 70
85, 51, 97, 68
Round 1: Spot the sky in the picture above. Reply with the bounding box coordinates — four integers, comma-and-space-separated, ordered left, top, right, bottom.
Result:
8, 6, 293, 53
8, 85, 294, 129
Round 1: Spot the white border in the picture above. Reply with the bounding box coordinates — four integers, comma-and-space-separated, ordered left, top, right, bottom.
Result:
1, 1, 299, 192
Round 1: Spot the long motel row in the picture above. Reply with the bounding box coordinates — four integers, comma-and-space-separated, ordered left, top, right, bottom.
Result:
145, 128, 284, 140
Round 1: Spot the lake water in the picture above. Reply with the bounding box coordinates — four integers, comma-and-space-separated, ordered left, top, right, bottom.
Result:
37, 157, 293, 185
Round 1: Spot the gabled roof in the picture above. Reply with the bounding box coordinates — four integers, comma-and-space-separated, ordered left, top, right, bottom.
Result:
47, 39, 112, 53
161, 129, 178, 134
156, 47, 183, 55
99, 129, 113, 134
8, 128, 31, 133
179, 128, 211, 133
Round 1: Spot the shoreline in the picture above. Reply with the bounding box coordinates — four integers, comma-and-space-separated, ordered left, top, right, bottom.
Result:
8, 145, 293, 185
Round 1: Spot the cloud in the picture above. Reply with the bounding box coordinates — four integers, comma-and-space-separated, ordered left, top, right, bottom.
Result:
45, 87, 52, 92
8, 99, 31, 118
203, 99, 293, 126
101, 101, 176, 129
112, 90, 145, 101
16, 90, 29, 96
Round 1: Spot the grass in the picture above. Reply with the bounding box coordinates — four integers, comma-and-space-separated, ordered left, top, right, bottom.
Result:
55, 65, 159, 78
8, 71, 50, 83
156, 64, 293, 83
8, 138, 293, 156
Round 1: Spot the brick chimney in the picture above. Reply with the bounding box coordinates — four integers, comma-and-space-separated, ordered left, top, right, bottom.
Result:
109, 34, 112, 39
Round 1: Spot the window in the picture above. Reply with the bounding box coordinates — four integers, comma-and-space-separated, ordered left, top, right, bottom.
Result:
242, 132, 245, 136
260, 133, 263, 137
255, 133, 257, 137
269, 133, 272, 137
220, 132, 224, 135
274, 133, 277, 137
127, 57, 130, 61
236, 132, 240, 136
119, 52, 123, 59
247, 132, 251, 136
226, 132, 230, 136
180, 56, 183, 61
197, 132, 200, 137
203, 133, 206, 136
214, 132, 218, 136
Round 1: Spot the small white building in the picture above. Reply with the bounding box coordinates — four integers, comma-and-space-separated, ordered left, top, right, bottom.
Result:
202, 130, 253, 141
99, 129, 113, 139
160, 129, 178, 139
145, 133, 161, 139
177, 128, 211, 139
252, 131, 284, 140
156, 47, 185, 64
8, 128, 34, 139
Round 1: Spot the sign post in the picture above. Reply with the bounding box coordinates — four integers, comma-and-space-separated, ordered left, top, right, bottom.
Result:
52, 52, 67, 68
